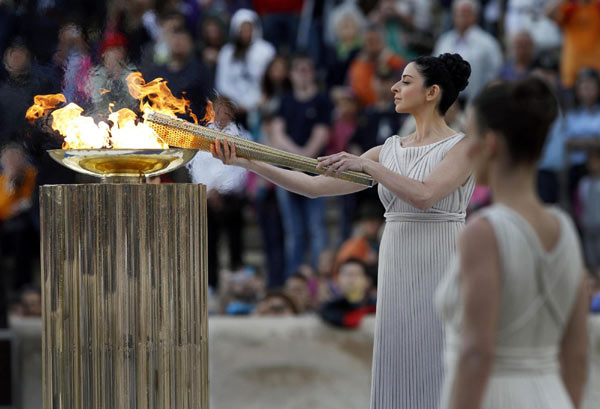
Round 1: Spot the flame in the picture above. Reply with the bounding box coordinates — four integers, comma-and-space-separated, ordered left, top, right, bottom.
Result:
46, 102, 167, 149
25, 72, 206, 149
25, 94, 67, 124
109, 108, 137, 129
108, 108, 166, 149
126, 72, 199, 124
52, 103, 110, 149
202, 100, 215, 123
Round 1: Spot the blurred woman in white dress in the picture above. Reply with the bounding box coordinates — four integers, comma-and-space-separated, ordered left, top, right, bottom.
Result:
436, 77, 589, 409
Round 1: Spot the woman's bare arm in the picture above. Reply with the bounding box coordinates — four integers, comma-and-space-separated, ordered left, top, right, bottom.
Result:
212, 138, 381, 198
318, 137, 473, 210
449, 217, 500, 409
560, 279, 588, 408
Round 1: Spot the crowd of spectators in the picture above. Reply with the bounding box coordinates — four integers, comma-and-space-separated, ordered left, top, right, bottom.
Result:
0, 0, 599, 327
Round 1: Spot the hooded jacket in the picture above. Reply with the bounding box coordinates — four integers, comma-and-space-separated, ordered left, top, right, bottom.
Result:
215, 9, 275, 111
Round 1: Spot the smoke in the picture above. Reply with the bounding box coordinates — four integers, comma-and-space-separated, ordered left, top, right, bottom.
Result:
86, 64, 139, 118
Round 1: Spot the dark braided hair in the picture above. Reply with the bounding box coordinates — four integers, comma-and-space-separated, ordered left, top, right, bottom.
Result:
472, 77, 558, 164
413, 53, 471, 115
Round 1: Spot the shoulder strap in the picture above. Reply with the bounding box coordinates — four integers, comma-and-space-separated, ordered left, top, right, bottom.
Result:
443, 132, 465, 152
487, 207, 570, 340
404, 133, 463, 177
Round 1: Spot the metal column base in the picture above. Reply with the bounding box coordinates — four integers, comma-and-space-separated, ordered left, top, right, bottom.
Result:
40, 183, 208, 409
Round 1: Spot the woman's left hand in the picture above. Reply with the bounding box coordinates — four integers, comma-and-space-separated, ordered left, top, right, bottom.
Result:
316, 152, 370, 177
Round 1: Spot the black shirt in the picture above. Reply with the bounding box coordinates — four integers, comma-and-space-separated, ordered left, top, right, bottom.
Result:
352, 104, 407, 152
142, 57, 212, 122
277, 90, 332, 148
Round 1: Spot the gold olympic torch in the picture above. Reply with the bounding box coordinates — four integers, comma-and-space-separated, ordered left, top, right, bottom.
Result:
146, 112, 375, 187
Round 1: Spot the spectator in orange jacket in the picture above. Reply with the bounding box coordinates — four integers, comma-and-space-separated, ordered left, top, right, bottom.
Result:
548, 0, 600, 88
334, 202, 383, 277
348, 24, 404, 107
0, 145, 38, 291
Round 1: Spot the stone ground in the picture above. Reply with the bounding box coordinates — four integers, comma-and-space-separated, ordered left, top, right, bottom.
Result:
7, 315, 600, 409
209, 316, 374, 409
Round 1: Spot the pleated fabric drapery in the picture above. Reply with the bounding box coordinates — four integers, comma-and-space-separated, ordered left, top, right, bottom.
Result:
371, 134, 475, 409
436, 205, 584, 409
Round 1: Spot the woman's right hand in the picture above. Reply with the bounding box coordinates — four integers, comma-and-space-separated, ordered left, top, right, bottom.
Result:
210, 137, 251, 168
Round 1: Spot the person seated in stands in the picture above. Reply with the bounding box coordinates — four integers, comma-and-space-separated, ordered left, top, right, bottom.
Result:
584, 269, 600, 409
0, 145, 37, 291
590, 271, 600, 313
328, 87, 362, 241
9, 284, 41, 317
498, 30, 536, 81
333, 203, 383, 278
547, 0, 600, 89
348, 24, 404, 107
219, 266, 265, 315
254, 290, 299, 317
433, 0, 503, 101
311, 249, 341, 307
325, 3, 365, 88
88, 31, 137, 114
215, 8, 275, 126
142, 25, 211, 119
577, 147, 600, 271
284, 270, 312, 314
319, 258, 376, 329
351, 65, 407, 153
0, 145, 35, 222
564, 68, 600, 201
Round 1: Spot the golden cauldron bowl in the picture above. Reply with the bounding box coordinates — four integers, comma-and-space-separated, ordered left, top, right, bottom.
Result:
48, 148, 197, 182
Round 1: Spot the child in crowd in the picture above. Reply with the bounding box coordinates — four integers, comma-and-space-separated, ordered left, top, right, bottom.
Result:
284, 271, 312, 314
254, 290, 299, 316
319, 258, 376, 329
312, 249, 340, 307
219, 266, 265, 315
334, 203, 382, 277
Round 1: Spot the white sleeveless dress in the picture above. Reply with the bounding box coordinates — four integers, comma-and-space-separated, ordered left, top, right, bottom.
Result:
371, 134, 475, 409
436, 204, 585, 409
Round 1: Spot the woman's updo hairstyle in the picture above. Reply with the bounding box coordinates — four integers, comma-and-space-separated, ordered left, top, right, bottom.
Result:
413, 53, 471, 115
472, 77, 558, 163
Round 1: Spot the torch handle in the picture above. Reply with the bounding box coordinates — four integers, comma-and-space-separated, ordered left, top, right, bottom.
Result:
146, 112, 374, 187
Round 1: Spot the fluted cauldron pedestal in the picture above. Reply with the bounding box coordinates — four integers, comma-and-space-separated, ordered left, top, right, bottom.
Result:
40, 183, 208, 409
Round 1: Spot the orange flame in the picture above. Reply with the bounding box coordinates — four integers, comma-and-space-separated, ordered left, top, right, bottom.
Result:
51, 103, 110, 149
25, 94, 67, 124
126, 72, 199, 124
25, 72, 206, 149
202, 100, 215, 123
108, 109, 166, 149
110, 108, 138, 129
